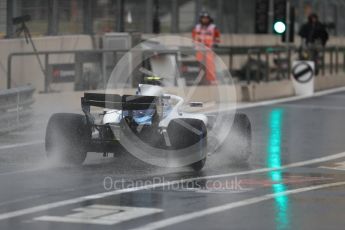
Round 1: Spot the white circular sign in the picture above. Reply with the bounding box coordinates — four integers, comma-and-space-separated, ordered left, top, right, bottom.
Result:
292, 62, 314, 83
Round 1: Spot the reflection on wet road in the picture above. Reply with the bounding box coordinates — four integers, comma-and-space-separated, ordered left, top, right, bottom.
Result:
0, 91, 345, 229
267, 108, 289, 230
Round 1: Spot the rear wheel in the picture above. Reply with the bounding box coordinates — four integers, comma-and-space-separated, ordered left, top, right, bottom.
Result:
45, 113, 90, 165
167, 119, 207, 171
227, 113, 252, 163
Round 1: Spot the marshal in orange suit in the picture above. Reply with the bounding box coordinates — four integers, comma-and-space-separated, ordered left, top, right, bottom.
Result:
192, 11, 221, 85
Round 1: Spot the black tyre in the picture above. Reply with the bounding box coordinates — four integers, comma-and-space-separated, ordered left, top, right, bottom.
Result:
189, 157, 207, 172
227, 113, 252, 163
45, 113, 90, 165
167, 119, 207, 171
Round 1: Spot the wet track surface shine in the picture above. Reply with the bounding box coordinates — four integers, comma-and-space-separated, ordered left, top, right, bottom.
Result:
1, 91, 345, 229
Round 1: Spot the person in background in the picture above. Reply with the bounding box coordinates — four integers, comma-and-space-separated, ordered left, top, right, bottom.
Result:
192, 11, 220, 85
298, 13, 329, 75
299, 13, 329, 47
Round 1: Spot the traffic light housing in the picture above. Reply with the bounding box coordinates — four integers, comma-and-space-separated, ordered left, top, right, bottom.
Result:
273, 0, 295, 43
255, 0, 270, 34
285, 6, 295, 43
273, 0, 287, 34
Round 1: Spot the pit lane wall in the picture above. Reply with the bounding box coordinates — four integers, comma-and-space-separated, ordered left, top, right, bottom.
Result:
1, 34, 345, 103
171, 74, 345, 103
33, 74, 345, 112
0, 35, 93, 90
2, 34, 345, 92
245, 74, 345, 102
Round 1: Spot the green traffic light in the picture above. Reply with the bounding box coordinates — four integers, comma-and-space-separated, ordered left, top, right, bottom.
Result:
273, 21, 286, 34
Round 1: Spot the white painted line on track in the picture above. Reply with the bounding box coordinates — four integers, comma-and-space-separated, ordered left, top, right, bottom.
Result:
35, 204, 163, 225
131, 181, 345, 230
0, 141, 44, 150
0, 195, 44, 208
0, 150, 344, 221
0, 186, 166, 221
278, 103, 345, 111
319, 160, 345, 171
238, 86, 345, 110
0, 167, 50, 176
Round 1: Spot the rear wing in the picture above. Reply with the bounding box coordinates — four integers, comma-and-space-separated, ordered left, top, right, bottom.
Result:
81, 93, 158, 111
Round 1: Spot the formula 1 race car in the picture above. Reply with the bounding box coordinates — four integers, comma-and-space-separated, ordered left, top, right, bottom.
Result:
45, 83, 252, 171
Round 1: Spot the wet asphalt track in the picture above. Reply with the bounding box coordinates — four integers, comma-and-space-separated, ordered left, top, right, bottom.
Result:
1, 91, 345, 229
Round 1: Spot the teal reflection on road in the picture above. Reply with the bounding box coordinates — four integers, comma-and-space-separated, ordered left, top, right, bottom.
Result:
267, 109, 290, 230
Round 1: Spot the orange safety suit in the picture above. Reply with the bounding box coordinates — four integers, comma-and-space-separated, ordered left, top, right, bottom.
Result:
192, 23, 220, 84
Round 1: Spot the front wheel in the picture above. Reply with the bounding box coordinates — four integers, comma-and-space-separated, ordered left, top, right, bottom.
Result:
190, 158, 206, 172
45, 113, 90, 165
167, 119, 207, 171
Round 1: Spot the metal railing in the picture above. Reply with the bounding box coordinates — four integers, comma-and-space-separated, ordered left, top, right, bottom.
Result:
0, 85, 35, 134
7, 49, 129, 91
214, 45, 345, 83
6, 48, 198, 92
6, 46, 345, 91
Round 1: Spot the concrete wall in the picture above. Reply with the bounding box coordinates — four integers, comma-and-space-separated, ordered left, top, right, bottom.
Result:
1, 33, 345, 94
315, 74, 345, 91
0, 0, 6, 36
241, 74, 345, 102
33, 74, 345, 117
0, 35, 93, 91
144, 33, 345, 47
172, 74, 345, 103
